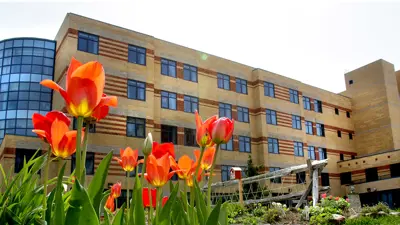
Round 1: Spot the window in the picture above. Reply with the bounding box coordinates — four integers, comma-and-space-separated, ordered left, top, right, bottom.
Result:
184, 95, 198, 113
308, 146, 316, 160
126, 117, 145, 138
128, 45, 146, 65
296, 172, 306, 184
303, 96, 311, 110
77, 32, 98, 54
349, 133, 353, 140
269, 167, 281, 183
305, 121, 313, 135
237, 106, 249, 123
219, 103, 232, 119
73, 118, 96, 133
351, 155, 355, 159
346, 111, 351, 118
292, 115, 302, 130
217, 73, 230, 90
321, 173, 330, 186
390, 163, 400, 178
335, 108, 339, 115
268, 138, 279, 154
127, 80, 146, 101
116, 190, 132, 208
289, 89, 299, 104
366, 168, 378, 182
316, 123, 325, 137
314, 100, 323, 113
184, 128, 197, 147
236, 78, 247, 94
266, 109, 277, 125
221, 137, 233, 151
239, 136, 251, 153
340, 172, 352, 185
161, 125, 177, 144
340, 153, 344, 161
318, 147, 327, 160
14, 149, 39, 173
161, 58, 176, 77
71, 152, 95, 175
349, 80, 353, 85
337, 130, 342, 138
161, 91, 177, 110
183, 64, 197, 82
294, 142, 304, 156
264, 82, 275, 97
221, 165, 233, 181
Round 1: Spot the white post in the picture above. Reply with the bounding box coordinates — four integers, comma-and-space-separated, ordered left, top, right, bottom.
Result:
312, 169, 319, 206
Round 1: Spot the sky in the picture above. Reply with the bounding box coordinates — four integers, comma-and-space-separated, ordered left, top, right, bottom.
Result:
1, 0, 400, 93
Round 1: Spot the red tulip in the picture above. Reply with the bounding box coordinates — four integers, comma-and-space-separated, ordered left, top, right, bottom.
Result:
194, 147, 216, 170
195, 111, 218, 147
110, 182, 122, 198
142, 187, 157, 208
91, 94, 111, 121
113, 147, 139, 172
40, 57, 117, 118
321, 193, 327, 199
152, 142, 175, 159
105, 195, 115, 212
209, 117, 234, 144
144, 154, 175, 187
32, 111, 82, 159
162, 196, 169, 207
335, 197, 340, 201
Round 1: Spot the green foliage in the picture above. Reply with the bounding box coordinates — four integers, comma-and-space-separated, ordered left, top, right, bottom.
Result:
361, 202, 391, 217
226, 202, 245, 223
345, 215, 400, 225
304, 196, 350, 224
309, 212, 334, 225
264, 208, 280, 223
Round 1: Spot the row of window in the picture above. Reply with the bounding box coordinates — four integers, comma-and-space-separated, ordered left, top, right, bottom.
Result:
267, 137, 327, 159
340, 163, 400, 185
268, 169, 330, 186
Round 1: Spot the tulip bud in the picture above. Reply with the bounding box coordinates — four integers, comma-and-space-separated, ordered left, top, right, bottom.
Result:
143, 133, 153, 156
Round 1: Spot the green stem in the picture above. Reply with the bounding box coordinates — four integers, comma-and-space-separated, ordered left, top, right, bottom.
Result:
140, 155, 147, 186
194, 146, 206, 179
155, 187, 162, 223
58, 158, 63, 175
80, 121, 89, 185
42, 146, 51, 218
147, 207, 151, 225
75, 116, 83, 182
126, 173, 130, 219
183, 183, 188, 211
148, 186, 153, 223
207, 144, 220, 213
190, 186, 195, 220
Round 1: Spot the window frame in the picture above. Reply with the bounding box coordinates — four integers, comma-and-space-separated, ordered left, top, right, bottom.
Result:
349, 133, 353, 140
305, 121, 313, 135
321, 173, 330, 186
294, 141, 304, 157
318, 147, 327, 160
264, 82, 275, 97
268, 138, 279, 154
128, 44, 146, 65
237, 106, 249, 123
303, 96, 311, 110
346, 111, 351, 118
269, 167, 281, 183
183, 64, 198, 82
314, 100, 323, 113
161, 58, 177, 77
365, 167, 378, 182
184, 128, 197, 147
266, 109, 277, 125
316, 123, 325, 137
335, 108, 339, 115
238, 136, 251, 153
220, 137, 233, 151
308, 146, 316, 160
289, 89, 299, 104
219, 103, 232, 119
77, 31, 99, 55
217, 73, 230, 90
291, 115, 302, 130
235, 78, 248, 94
337, 130, 342, 138
183, 95, 198, 113
127, 79, 146, 101
161, 91, 177, 110
126, 117, 146, 138
161, 125, 177, 144
71, 152, 95, 175
296, 171, 306, 184
340, 172, 352, 185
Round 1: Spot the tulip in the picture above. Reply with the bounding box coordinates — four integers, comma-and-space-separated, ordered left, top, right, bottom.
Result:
113, 147, 139, 172
91, 94, 111, 121
105, 195, 115, 212
142, 187, 157, 208
185, 167, 203, 187
110, 182, 122, 198
143, 133, 153, 156
40, 57, 117, 118
335, 197, 340, 201
162, 196, 169, 207
144, 154, 175, 187
32, 112, 82, 159
321, 193, 327, 199
346, 198, 349, 202
169, 155, 195, 180
152, 142, 175, 159
195, 111, 218, 147
208, 117, 234, 144
194, 147, 216, 170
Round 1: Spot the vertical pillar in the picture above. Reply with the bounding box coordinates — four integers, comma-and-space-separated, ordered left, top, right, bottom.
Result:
312, 169, 319, 206
238, 178, 244, 206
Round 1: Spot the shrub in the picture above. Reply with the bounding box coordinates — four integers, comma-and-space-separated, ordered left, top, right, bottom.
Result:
226, 203, 246, 224
253, 203, 267, 217
264, 208, 280, 223
361, 202, 391, 217
309, 212, 334, 225
345, 215, 400, 225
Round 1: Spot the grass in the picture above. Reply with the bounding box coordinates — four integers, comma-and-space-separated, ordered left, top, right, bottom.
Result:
345, 215, 400, 225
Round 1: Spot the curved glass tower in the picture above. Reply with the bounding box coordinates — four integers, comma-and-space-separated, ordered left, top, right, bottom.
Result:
0, 38, 56, 143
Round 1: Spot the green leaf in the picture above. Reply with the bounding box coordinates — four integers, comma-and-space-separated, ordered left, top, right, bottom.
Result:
112, 203, 125, 225
158, 182, 179, 225
88, 151, 112, 217
205, 200, 222, 225
65, 179, 99, 225
53, 163, 66, 225
99, 190, 111, 220
194, 181, 208, 220
218, 202, 229, 225
102, 211, 110, 225
134, 176, 145, 225
45, 189, 56, 224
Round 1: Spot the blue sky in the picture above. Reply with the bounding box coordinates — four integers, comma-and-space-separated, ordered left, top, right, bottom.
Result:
1, 0, 400, 93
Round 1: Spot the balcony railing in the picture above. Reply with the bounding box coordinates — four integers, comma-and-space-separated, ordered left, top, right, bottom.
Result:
351, 174, 393, 185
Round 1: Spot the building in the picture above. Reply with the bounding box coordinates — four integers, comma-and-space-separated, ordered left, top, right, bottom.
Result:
0, 13, 399, 208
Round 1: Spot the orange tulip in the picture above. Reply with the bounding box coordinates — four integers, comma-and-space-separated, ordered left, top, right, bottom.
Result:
152, 142, 175, 159
91, 94, 110, 121
40, 57, 117, 118
32, 112, 82, 159
194, 147, 216, 170
169, 155, 195, 180
195, 111, 218, 147
185, 167, 203, 187
113, 147, 139, 172
144, 154, 175, 187
110, 182, 122, 198
105, 195, 115, 212
209, 117, 234, 144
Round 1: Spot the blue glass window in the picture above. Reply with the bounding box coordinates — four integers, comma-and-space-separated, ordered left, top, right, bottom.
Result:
77, 32, 99, 55
128, 45, 146, 65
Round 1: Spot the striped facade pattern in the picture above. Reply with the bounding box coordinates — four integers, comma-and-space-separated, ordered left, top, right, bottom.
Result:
95, 152, 125, 176
351, 169, 366, 183
378, 165, 391, 179
104, 74, 128, 98
275, 85, 291, 102
99, 37, 128, 61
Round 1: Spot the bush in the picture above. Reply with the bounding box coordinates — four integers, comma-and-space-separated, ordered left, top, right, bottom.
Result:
361, 202, 391, 217
309, 212, 334, 225
264, 208, 280, 223
345, 215, 400, 225
226, 203, 246, 224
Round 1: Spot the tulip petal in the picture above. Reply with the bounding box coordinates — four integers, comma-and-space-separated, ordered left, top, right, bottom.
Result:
66, 57, 83, 90
46, 111, 71, 127
40, 80, 72, 105
32, 129, 47, 140
50, 118, 70, 150
67, 77, 100, 116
